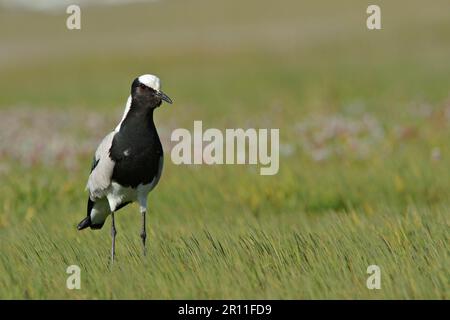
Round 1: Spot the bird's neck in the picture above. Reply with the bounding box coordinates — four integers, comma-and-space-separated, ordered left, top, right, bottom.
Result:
126, 106, 156, 132
116, 106, 161, 151
131, 103, 155, 122
116, 97, 158, 133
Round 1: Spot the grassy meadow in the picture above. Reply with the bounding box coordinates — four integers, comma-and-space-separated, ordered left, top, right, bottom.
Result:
0, 0, 449, 299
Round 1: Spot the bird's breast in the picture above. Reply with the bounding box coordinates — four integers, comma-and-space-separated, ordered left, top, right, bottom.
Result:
109, 123, 163, 188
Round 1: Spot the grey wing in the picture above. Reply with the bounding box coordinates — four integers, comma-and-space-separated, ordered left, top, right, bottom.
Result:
86, 131, 116, 200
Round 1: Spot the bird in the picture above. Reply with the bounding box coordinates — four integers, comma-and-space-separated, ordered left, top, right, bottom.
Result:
77, 74, 172, 263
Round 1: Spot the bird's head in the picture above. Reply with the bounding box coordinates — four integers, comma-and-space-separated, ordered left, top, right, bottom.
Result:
131, 74, 172, 108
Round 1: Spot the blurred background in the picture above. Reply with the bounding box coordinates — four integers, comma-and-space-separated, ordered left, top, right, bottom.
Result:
0, 0, 449, 299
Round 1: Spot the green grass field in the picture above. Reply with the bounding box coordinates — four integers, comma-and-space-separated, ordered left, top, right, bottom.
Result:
0, 0, 449, 299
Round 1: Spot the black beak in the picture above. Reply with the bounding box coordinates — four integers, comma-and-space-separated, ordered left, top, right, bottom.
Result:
157, 90, 173, 104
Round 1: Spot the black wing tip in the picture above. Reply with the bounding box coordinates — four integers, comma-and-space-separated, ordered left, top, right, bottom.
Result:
77, 216, 91, 230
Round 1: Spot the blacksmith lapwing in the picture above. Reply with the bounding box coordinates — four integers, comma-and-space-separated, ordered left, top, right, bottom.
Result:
77, 74, 172, 263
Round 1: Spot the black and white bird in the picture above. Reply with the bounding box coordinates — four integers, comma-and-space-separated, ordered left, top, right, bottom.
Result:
77, 74, 172, 263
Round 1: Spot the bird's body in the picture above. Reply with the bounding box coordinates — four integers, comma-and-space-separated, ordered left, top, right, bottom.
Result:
77, 74, 172, 263
79, 100, 164, 230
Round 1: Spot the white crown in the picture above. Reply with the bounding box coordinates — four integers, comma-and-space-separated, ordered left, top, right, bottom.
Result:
138, 74, 161, 91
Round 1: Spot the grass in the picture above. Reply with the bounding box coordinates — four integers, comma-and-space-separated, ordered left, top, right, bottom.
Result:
0, 0, 449, 299
1, 162, 449, 299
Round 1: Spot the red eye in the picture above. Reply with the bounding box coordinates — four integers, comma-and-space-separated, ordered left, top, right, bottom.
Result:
139, 84, 147, 89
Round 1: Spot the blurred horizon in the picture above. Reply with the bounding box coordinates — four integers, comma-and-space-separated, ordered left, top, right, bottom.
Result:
1, 0, 450, 176
1, 0, 449, 109
0, 0, 152, 12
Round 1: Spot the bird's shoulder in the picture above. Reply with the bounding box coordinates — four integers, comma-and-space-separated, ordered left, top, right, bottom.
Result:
95, 131, 116, 160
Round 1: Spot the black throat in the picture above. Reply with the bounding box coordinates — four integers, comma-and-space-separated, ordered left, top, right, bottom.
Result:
119, 100, 159, 142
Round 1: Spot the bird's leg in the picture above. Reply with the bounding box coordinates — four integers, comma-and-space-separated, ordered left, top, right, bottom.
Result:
140, 209, 147, 256
111, 211, 117, 264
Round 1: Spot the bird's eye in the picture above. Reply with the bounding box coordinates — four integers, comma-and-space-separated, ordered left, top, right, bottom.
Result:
139, 84, 147, 90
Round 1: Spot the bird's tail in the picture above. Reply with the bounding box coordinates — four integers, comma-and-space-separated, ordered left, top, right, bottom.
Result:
77, 197, 95, 230
77, 197, 108, 230
77, 216, 91, 230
